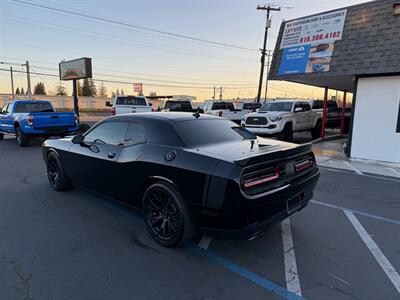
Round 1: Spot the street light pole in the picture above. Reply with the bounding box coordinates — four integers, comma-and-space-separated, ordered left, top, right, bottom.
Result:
10, 67, 15, 99
256, 4, 280, 103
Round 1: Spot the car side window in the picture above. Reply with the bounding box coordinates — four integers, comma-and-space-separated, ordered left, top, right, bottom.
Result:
302, 103, 311, 111
1, 104, 8, 114
84, 122, 128, 146
124, 122, 146, 146
294, 103, 303, 112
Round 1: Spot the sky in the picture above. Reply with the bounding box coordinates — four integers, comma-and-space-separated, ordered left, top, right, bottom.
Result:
0, 0, 372, 101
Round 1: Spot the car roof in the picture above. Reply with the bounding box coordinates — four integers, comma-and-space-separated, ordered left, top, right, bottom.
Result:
105, 112, 220, 123
266, 100, 307, 104
12, 100, 51, 103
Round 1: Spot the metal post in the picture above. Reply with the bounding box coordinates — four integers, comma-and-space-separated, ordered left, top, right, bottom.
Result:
264, 50, 271, 103
321, 87, 328, 140
341, 91, 347, 134
10, 67, 15, 99
213, 86, 216, 100
73, 79, 80, 121
219, 87, 222, 100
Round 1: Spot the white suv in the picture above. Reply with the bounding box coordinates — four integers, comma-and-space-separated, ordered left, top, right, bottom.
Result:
241, 100, 322, 142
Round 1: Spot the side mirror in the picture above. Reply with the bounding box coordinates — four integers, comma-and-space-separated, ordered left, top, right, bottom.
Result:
105, 101, 112, 107
72, 134, 84, 144
148, 102, 153, 107
294, 107, 303, 113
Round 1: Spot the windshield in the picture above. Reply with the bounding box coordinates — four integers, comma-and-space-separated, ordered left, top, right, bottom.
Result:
174, 119, 256, 146
212, 102, 235, 110
15, 102, 54, 113
164, 101, 192, 110
116, 96, 147, 106
259, 102, 293, 112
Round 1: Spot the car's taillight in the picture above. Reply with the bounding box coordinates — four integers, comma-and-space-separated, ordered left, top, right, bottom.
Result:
295, 160, 314, 172
74, 113, 78, 122
111, 107, 116, 115
218, 111, 223, 117
242, 167, 280, 189
26, 115, 33, 126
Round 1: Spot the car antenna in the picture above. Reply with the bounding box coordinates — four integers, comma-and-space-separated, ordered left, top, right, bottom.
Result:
193, 111, 200, 119
250, 140, 255, 150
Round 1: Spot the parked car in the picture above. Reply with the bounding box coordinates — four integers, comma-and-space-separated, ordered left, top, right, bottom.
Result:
203, 100, 246, 123
42, 112, 320, 247
309, 100, 351, 133
106, 95, 152, 115
0, 100, 79, 146
162, 100, 204, 113
235, 102, 262, 114
241, 100, 322, 142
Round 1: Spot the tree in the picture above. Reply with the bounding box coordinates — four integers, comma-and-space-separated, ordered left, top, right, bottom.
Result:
116, 89, 120, 96
33, 82, 46, 95
15, 87, 20, 95
111, 91, 116, 98
120, 89, 124, 95
98, 82, 107, 98
81, 79, 90, 96
149, 91, 157, 97
89, 79, 97, 97
55, 83, 67, 96
21, 87, 25, 95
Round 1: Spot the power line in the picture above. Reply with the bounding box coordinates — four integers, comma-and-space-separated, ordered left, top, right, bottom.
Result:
9, 0, 258, 52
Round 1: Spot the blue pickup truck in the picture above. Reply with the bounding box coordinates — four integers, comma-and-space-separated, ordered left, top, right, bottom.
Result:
0, 100, 80, 146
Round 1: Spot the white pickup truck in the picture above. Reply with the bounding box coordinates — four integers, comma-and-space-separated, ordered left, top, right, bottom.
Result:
203, 100, 246, 123
241, 100, 322, 142
106, 95, 152, 115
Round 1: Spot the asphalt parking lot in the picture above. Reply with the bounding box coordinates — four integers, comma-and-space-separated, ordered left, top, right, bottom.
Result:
1, 136, 399, 300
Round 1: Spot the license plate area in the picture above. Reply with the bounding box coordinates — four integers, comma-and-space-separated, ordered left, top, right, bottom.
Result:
287, 192, 303, 214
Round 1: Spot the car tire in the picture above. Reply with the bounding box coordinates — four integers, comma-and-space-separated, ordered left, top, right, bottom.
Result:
143, 182, 195, 247
278, 123, 293, 142
15, 126, 29, 147
311, 119, 322, 139
46, 152, 72, 191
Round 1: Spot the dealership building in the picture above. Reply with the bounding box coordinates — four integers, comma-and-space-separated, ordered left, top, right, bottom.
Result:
269, 0, 400, 163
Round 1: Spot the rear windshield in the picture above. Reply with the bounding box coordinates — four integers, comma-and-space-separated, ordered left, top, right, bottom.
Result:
164, 101, 192, 110
212, 102, 234, 110
15, 102, 54, 113
116, 96, 147, 106
259, 102, 293, 112
242, 103, 262, 110
174, 119, 256, 146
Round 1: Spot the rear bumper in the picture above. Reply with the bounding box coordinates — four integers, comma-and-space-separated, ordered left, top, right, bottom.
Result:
196, 168, 320, 239
22, 124, 80, 136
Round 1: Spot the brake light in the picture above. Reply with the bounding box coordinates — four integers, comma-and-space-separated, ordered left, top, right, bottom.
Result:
111, 107, 116, 115
242, 167, 280, 188
74, 114, 78, 122
26, 115, 33, 126
218, 111, 223, 117
295, 160, 313, 172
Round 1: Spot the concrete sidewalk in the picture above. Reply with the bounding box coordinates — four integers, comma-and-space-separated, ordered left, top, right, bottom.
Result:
313, 138, 400, 178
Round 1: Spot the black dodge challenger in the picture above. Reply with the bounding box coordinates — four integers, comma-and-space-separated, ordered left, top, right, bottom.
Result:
42, 112, 320, 247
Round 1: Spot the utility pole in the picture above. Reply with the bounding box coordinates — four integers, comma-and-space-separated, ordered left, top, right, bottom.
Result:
22, 61, 32, 99
213, 86, 216, 100
219, 86, 222, 100
256, 4, 280, 103
263, 50, 272, 102
10, 67, 15, 99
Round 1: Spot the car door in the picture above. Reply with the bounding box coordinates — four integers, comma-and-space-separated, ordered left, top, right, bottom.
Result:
63, 121, 129, 197
301, 102, 313, 128
293, 102, 307, 130
113, 121, 148, 204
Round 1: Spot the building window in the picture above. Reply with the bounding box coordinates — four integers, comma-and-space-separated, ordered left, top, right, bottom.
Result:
394, 3, 400, 15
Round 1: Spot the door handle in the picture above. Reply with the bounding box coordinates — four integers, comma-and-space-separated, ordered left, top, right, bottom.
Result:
108, 152, 117, 159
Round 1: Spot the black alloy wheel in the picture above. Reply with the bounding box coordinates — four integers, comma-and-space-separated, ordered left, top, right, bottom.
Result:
46, 152, 71, 191
143, 182, 194, 247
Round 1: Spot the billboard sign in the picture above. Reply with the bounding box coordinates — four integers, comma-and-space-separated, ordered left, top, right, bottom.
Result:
279, 43, 335, 75
59, 57, 92, 80
280, 9, 347, 49
133, 83, 143, 93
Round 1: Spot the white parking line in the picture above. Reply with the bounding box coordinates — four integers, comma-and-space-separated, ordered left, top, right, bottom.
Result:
281, 218, 302, 296
343, 161, 363, 175
344, 210, 400, 294
198, 236, 213, 250
387, 167, 400, 177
